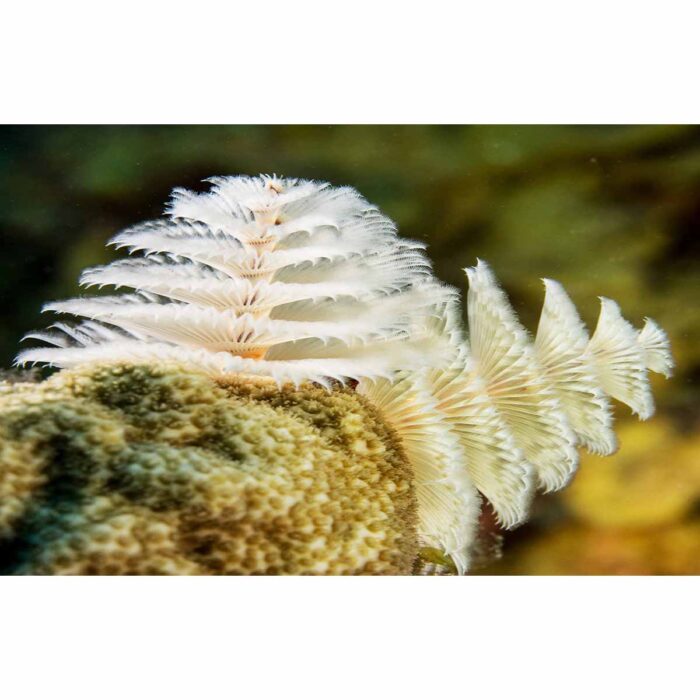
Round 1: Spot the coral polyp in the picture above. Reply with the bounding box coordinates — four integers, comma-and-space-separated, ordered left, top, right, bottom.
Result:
9, 175, 672, 574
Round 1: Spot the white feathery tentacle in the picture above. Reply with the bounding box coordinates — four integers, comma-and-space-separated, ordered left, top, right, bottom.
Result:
465, 260, 579, 492
426, 363, 533, 528
18, 340, 440, 388
357, 374, 481, 574
535, 279, 617, 455
587, 297, 655, 419
637, 317, 673, 378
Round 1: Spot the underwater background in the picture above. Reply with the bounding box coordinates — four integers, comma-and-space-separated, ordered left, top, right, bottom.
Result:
0, 124, 698, 575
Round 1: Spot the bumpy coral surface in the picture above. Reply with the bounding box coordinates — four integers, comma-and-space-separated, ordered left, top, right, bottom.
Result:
0, 364, 417, 575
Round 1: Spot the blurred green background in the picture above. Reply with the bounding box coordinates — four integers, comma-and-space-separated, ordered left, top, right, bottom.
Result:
1, 125, 698, 574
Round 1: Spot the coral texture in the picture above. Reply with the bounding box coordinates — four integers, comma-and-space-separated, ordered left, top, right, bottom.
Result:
15, 175, 673, 573
0, 365, 417, 575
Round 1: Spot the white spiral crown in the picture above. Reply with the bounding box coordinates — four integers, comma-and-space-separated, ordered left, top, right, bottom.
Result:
359, 262, 672, 571
18, 175, 673, 573
18, 175, 458, 386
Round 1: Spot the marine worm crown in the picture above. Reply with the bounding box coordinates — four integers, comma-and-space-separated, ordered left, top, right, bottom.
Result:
17, 175, 673, 573
19, 175, 458, 387
360, 262, 672, 572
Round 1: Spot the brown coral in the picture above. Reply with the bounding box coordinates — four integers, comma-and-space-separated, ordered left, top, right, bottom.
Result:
0, 364, 417, 575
